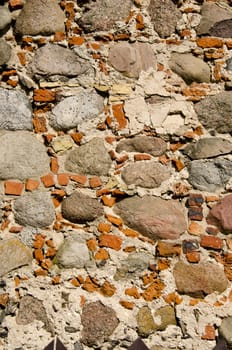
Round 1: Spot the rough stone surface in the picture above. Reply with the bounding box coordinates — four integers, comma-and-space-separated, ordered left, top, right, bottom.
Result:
0, 39, 11, 66
31, 44, 90, 79
209, 19, 232, 38
0, 238, 32, 277
81, 301, 119, 346
169, 53, 210, 84
55, 237, 90, 268
108, 42, 156, 78
116, 136, 167, 156
121, 162, 171, 188
61, 191, 104, 223
0, 131, 50, 180
14, 192, 55, 228
219, 317, 232, 349
50, 90, 104, 131
226, 57, 232, 72
197, 3, 232, 35
148, 0, 182, 38
0, 89, 32, 131
187, 158, 232, 192
15, 0, 66, 36
114, 196, 187, 240
0, 6, 11, 32
78, 0, 132, 32
194, 91, 232, 134
153, 306, 176, 331
136, 306, 156, 337
207, 194, 232, 234
182, 138, 232, 160
173, 261, 228, 297
115, 252, 153, 280
65, 138, 112, 176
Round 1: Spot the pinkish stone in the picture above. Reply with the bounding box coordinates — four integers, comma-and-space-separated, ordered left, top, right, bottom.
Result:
207, 194, 232, 234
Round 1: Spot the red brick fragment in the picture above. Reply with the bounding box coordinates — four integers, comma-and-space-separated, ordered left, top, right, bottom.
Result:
17, 52, 26, 65
4, 181, 24, 196
71, 132, 83, 144
57, 173, 69, 186
70, 174, 87, 185
134, 154, 151, 161
50, 157, 59, 174
201, 325, 216, 340
186, 251, 201, 263
68, 36, 85, 46
99, 234, 122, 251
33, 89, 56, 102
9, 0, 23, 10
53, 32, 66, 42
112, 103, 127, 130
200, 235, 223, 250
41, 173, 55, 188
89, 177, 102, 188
196, 37, 223, 48
25, 179, 40, 191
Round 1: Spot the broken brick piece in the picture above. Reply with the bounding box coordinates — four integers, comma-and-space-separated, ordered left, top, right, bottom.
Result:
25, 179, 40, 191
4, 181, 24, 196
33, 89, 56, 102
41, 173, 55, 188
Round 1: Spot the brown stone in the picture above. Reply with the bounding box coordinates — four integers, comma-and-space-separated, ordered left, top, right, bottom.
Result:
207, 194, 232, 234
156, 241, 181, 257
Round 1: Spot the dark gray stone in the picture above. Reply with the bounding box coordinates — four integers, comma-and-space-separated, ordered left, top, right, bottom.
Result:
55, 237, 90, 268
0, 39, 11, 66
210, 19, 232, 38
61, 191, 104, 224
182, 138, 232, 160
187, 158, 232, 192
194, 91, 232, 134
116, 136, 167, 156
0, 89, 32, 131
81, 301, 119, 346
15, 0, 66, 36
65, 138, 112, 176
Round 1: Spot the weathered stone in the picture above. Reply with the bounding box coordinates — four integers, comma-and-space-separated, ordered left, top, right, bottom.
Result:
0, 6, 11, 32
15, 0, 66, 36
226, 58, 232, 72
148, 0, 181, 38
0, 131, 50, 180
187, 158, 232, 192
121, 162, 171, 188
0, 238, 32, 277
136, 306, 156, 337
0, 39, 11, 66
182, 138, 232, 160
0, 89, 32, 131
173, 261, 228, 297
50, 90, 104, 131
31, 44, 90, 79
16, 295, 52, 333
14, 192, 55, 228
65, 138, 112, 176
116, 136, 167, 156
61, 191, 104, 224
207, 194, 232, 234
51, 135, 74, 153
55, 237, 90, 268
114, 252, 153, 280
153, 306, 176, 331
219, 317, 232, 349
81, 301, 119, 346
78, 0, 132, 32
197, 3, 232, 36
209, 19, 232, 38
169, 53, 210, 84
114, 196, 187, 240
194, 91, 232, 134
108, 42, 156, 79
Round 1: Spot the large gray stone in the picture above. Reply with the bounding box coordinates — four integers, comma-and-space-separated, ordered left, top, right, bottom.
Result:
116, 136, 167, 156
31, 44, 90, 79
0, 131, 50, 180
61, 191, 104, 224
210, 19, 232, 38
169, 53, 210, 84
187, 158, 232, 192
173, 261, 228, 297
50, 90, 104, 131
65, 138, 112, 176
121, 162, 171, 188
0, 6, 11, 32
194, 91, 232, 134
148, 0, 182, 38
219, 317, 232, 349
15, 0, 66, 36
0, 238, 32, 277
55, 237, 90, 268
0, 39, 11, 66
114, 252, 153, 280
136, 306, 156, 337
114, 196, 187, 240
108, 42, 156, 79
78, 0, 132, 32
0, 88, 32, 131
182, 138, 232, 160
207, 194, 232, 234
14, 192, 55, 228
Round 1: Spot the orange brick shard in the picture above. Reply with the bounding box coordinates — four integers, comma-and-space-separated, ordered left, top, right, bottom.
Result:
99, 234, 122, 251
33, 89, 56, 102
4, 181, 24, 196
41, 173, 55, 187
112, 103, 127, 130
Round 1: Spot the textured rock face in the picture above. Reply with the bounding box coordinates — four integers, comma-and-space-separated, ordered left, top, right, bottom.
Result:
55, 237, 90, 268
0, 238, 32, 277
169, 53, 210, 84
136, 306, 156, 337
78, 0, 132, 32
65, 138, 112, 176
108, 42, 156, 78
15, 0, 66, 36
0, 39, 11, 66
0, 6, 11, 32
182, 138, 232, 160
219, 317, 232, 349
173, 261, 228, 297
14, 192, 55, 228
81, 301, 119, 345
0, 131, 50, 180
0, 89, 32, 130
121, 162, 171, 188
153, 306, 176, 331
114, 196, 187, 240
50, 90, 104, 131
194, 91, 232, 134
209, 19, 232, 38
207, 194, 232, 234
61, 192, 104, 223
197, 3, 232, 35
187, 158, 232, 192
116, 136, 167, 156
148, 0, 182, 38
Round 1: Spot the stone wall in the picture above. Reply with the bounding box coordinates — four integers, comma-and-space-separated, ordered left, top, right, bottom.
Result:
0, 0, 232, 349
